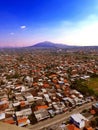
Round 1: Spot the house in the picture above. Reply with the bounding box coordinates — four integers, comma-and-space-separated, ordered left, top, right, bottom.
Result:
90, 110, 96, 116
35, 105, 48, 110
34, 96, 44, 106
18, 117, 30, 127
0, 112, 5, 120
56, 92, 63, 99
4, 117, 30, 127
70, 113, 88, 128
12, 102, 21, 111
0, 100, 9, 111
15, 95, 25, 101
92, 103, 98, 113
62, 97, 75, 108
16, 108, 32, 116
52, 102, 65, 114
48, 109, 55, 118
21, 85, 26, 93
67, 124, 80, 130
20, 101, 29, 108
4, 117, 15, 124
23, 93, 34, 102
71, 90, 83, 99
80, 75, 90, 80
34, 109, 50, 121
43, 94, 51, 103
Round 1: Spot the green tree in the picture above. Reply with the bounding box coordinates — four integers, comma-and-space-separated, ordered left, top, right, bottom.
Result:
90, 120, 97, 128
95, 118, 98, 126
28, 113, 37, 124
71, 79, 95, 96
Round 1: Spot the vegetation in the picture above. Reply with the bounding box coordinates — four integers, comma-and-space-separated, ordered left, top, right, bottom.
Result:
71, 75, 98, 97
85, 77, 98, 93
82, 109, 88, 113
4, 88, 13, 100
6, 72, 20, 79
28, 113, 37, 125
31, 102, 36, 112
71, 79, 95, 96
90, 120, 97, 128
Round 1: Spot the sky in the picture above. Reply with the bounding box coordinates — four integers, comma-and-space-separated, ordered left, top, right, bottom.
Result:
0, 0, 98, 47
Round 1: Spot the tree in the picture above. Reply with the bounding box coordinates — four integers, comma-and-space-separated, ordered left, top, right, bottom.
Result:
90, 120, 97, 128
83, 127, 87, 130
31, 102, 36, 112
95, 118, 98, 126
70, 79, 95, 96
4, 88, 13, 100
88, 88, 94, 95
28, 113, 37, 124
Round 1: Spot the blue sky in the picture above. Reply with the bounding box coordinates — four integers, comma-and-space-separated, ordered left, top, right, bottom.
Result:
0, 0, 98, 47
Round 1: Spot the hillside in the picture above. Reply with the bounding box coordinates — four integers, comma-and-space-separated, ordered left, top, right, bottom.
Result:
30, 41, 98, 51
31, 41, 70, 49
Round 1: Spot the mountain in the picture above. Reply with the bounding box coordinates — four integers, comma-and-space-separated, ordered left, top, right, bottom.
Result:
1, 41, 98, 51
31, 41, 70, 49
31, 41, 98, 51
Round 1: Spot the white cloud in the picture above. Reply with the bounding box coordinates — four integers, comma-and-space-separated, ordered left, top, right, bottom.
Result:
45, 14, 98, 46
20, 25, 26, 29
65, 14, 98, 46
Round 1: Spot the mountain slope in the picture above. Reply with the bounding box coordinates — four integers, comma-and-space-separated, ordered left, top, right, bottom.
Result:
32, 41, 70, 49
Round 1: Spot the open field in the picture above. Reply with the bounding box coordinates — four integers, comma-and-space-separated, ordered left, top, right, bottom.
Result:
85, 77, 98, 93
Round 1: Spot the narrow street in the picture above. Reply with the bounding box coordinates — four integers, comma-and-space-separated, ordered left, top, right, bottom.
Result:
27, 101, 95, 130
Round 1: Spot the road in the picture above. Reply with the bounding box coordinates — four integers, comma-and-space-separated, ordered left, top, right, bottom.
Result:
27, 101, 95, 130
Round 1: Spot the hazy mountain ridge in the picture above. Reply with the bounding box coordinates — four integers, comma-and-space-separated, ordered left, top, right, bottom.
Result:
30, 41, 98, 51
0, 41, 98, 51
31, 41, 71, 48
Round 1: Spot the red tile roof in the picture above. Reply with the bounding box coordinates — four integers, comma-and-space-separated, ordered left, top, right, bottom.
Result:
37, 105, 48, 110
67, 124, 80, 130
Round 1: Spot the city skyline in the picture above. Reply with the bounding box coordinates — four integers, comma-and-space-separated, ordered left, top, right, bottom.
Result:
0, 0, 98, 47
